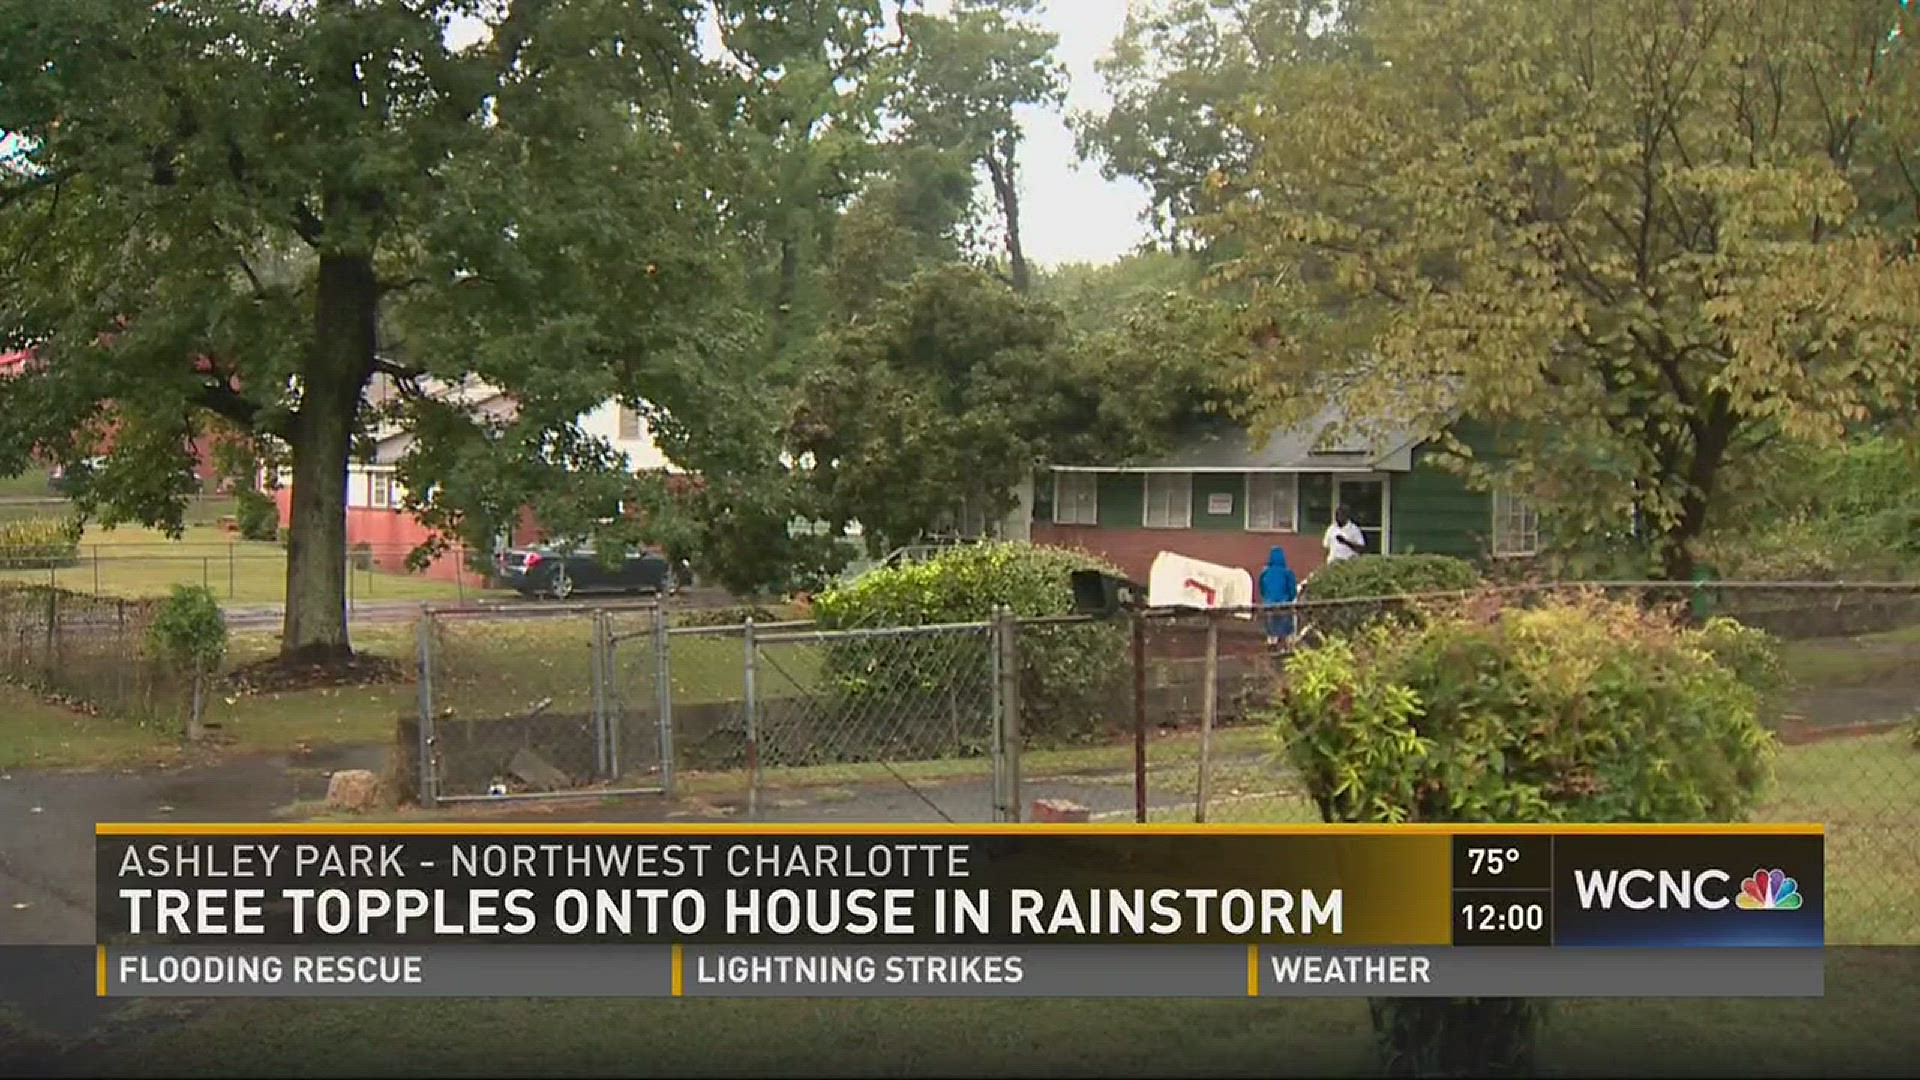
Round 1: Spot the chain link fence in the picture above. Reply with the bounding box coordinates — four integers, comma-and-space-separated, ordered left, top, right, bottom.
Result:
410, 605, 1022, 820
747, 620, 1004, 822
0, 540, 496, 605
1111, 583, 1920, 947
0, 583, 173, 717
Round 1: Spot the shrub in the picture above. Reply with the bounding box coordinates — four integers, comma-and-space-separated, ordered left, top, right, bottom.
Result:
148, 584, 229, 674
1697, 517, 1847, 582
147, 584, 229, 739
0, 516, 82, 568
1300, 553, 1482, 601
1297, 554, 1483, 639
1689, 617, 1787, 698
813, 543, 1128, 747
234, 489, 279, 541
1264, 591, 1776, 1074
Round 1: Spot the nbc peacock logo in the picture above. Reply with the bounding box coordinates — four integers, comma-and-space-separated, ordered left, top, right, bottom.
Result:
1735, 868, 1803, 911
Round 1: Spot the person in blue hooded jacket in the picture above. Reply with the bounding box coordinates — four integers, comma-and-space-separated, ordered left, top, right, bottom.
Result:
1258, 546, 1299, 646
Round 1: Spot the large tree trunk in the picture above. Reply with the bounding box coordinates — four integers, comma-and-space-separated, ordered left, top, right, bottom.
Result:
280, 253, 378, 662
1655, 402, 1736, 584
984, 149, 1030, 294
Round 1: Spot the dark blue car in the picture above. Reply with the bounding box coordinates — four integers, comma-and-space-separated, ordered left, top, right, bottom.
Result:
496, 541, 689, 600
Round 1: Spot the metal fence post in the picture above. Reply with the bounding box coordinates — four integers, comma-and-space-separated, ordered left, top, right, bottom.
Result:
115, 600, 128, 708
744, 616, 760, 821
654, 596, 676, 799
228, 543, 235, 598
590, 609, 610, 779
989, 609, 1005, 822
1132, 609, 1148, 824
415, 611, 439, 809
993, 605, 1022, 822
1196, 612, 1219, 824
43, 582, 57, 678
604, 609, 622, 780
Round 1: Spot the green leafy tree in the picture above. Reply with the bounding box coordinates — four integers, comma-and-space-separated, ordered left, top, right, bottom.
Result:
0, 0, 738, 662
1269, 591, 1777, 1073
1207, 0, 1920, 580
711, 1, 906, 368
896, 0, 1064, 293
822, 144, 980, 318
1073, 0, 1357, 249
1035, 251, 1205, 334
786, 259, 1248, 553
787, 265, 1066, 549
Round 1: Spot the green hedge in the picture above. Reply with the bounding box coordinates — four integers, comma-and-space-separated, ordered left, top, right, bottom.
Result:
1300, 553, 1482, 601
1295, 555, 1483, 640
1265, 590, 1776, 1073
0, 516, 82, 568
813, 543, 1128, 748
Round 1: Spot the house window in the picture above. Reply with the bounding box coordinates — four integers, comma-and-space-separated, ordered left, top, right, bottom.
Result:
1245, 473, 1299, 532
617, 406, 643, 440
1143, 473, 1193, 529
1052, 472, 1098, 526
1492, 487, 1540, 557
369, 472, 398, 509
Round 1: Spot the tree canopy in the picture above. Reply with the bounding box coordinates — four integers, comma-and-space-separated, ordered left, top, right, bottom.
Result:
0, 0, 1266, 617
1190, 0, 1920, 577
0, 0, 742, 659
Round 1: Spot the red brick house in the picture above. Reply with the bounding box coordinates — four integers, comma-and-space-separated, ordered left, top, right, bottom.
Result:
268, 374, 682, 586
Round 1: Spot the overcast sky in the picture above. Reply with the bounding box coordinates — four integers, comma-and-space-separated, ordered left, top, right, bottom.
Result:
1008, 2, 1152, 267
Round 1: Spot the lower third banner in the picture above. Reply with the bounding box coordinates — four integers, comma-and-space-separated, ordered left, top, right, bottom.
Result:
99, 945, 1822, 998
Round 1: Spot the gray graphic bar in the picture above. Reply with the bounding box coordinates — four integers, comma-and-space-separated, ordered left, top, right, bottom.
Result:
99, 945, 1823, 998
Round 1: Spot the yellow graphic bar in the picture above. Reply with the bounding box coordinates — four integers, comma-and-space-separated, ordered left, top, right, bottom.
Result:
1246, 945, 1259, 997
672, 945, 684, 997
97, 946, 107, 997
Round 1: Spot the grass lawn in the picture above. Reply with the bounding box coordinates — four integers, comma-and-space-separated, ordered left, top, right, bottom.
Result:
1753, 731, 1918, 945
0, 467, 57, 498
0, 615, 797, 769
0, 686, 195, 770
0, 523, 495, 604
1776, 623, 1920, 688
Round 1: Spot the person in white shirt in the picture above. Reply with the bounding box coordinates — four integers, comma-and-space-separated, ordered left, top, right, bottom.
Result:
1323, 504, 1367, 563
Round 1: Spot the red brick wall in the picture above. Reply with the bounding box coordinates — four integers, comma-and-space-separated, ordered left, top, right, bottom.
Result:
271, 487, 492, 587
1030, 524, 1325, 592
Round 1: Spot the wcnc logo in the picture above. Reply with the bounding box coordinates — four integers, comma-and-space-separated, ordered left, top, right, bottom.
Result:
1574, 867, 1805, 911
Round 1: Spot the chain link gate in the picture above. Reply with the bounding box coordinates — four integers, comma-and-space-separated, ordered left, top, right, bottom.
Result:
740, 615, 1018, 823
414, 605, 675, 806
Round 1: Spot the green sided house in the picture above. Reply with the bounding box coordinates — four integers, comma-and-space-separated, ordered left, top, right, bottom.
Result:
1016, 406, 1539, 586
